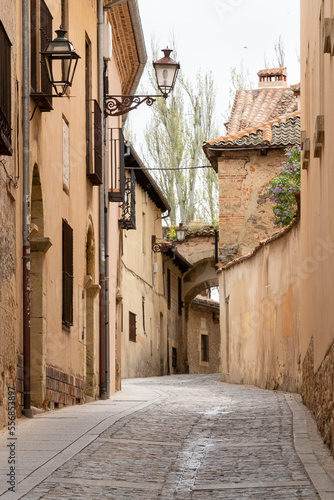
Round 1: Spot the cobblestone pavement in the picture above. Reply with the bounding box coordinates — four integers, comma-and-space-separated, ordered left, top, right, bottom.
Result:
2, 374, 334, 499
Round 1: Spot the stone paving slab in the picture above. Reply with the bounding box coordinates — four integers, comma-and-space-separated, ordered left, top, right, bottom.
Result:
1, 375, 334, 499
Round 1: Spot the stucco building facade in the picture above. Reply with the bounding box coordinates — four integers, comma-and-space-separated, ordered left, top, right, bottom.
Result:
0, 0, 147, 427
0, 0, 19, 429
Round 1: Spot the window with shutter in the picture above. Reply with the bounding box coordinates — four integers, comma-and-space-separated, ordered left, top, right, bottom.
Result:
129, 312, 136, 342
0, 21, 12, 155
30, 0, 53, 111
201, 334, 209, 362
62, 220, 73, 328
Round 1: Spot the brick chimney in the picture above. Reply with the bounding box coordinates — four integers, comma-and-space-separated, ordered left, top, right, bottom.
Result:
257, 67, 287, 88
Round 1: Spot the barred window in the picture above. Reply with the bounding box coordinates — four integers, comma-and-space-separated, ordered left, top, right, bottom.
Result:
62, 220, 73, 328
0, 21, 12, 155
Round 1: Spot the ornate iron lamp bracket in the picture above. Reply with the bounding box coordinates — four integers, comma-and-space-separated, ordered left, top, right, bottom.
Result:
105, 95, 164, 117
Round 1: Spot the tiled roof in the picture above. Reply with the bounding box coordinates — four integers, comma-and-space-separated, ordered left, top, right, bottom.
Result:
225, 86, 298, 135
205, 112, 300, 149
257, 67, 287, 77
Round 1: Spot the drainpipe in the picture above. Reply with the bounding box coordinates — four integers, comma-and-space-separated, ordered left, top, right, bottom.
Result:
22, 0, 33, 418
98, 0, 107, 400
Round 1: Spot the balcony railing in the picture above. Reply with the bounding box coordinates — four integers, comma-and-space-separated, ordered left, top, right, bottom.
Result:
119, 170, 136, 230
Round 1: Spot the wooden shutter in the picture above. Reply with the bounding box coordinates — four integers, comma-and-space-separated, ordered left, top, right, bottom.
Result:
40, 0, 53, 96
0, 21, 12, 155
62, 220, 73, 327
30, 0, 37, 92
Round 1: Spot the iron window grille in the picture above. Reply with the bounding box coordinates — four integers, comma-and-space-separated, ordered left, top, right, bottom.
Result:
109, 128, 126, 202
30, 0, 53, 111
62, 219, 73, 328
119, 170, 136, 230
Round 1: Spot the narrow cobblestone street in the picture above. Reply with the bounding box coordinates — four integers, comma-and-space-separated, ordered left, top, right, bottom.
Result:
1, 375, 334, 499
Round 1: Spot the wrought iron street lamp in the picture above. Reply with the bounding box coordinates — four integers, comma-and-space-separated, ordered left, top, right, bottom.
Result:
41, 27, 80, 97
105, 47, 180, 116
175, 223, 187, 242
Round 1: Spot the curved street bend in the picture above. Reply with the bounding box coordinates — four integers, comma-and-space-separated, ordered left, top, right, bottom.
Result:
1, 375, 334, 500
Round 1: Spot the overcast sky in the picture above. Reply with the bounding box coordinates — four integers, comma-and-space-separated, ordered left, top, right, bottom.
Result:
130, 0, 300, 149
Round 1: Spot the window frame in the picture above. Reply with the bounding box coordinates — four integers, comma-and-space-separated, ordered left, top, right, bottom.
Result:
62, 219, 74, 328
129, 311, 137, 342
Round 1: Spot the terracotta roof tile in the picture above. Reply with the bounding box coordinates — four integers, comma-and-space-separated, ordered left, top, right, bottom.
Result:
205, 112, 300, 149
257, 67, 287, 77
225, 86, 298, 135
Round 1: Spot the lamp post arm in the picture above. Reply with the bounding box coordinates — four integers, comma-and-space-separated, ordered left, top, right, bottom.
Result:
105, 94, 167, 117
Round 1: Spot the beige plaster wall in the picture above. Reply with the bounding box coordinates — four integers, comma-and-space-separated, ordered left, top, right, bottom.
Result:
217, 149, 285, 261
220, 223, 301, 392
121, 179, 168, 379
187, 301, 220, 374
28, 0, 101, 406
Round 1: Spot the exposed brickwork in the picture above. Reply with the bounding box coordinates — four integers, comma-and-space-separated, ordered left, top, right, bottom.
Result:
302, 337, 334, 457
16, 353, 24, 417
45, 366, 85, 410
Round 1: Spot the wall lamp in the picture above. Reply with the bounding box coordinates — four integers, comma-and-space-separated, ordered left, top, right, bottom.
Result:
41, 27, 80, 97
175, 223, 187, 242
105, 47, 180, 117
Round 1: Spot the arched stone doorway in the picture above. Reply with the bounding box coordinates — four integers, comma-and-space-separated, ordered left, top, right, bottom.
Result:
84, 220, 100, 399
30, 164, 51, 407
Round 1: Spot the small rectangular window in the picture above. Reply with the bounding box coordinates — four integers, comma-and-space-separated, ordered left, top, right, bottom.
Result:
172, 347, 177, 368
201, 334, 209, 362
178, 277, 182, 316
142, 297, 145, 334
62, 117, 70, 193
167, 269, 171, 310
129, 312, 136, 342
62, 220, 73, 328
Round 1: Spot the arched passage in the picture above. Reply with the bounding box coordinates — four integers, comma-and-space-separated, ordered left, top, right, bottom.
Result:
182, 257, 219, 373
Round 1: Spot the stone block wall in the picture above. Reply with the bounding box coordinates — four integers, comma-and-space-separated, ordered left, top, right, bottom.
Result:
45, 366, 85, 410
302, 337, 334, 455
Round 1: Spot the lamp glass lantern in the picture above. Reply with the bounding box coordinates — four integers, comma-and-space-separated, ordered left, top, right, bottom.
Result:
153, 47, 180, 98
175, 223, 186, 242
41, 28, 80, 97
